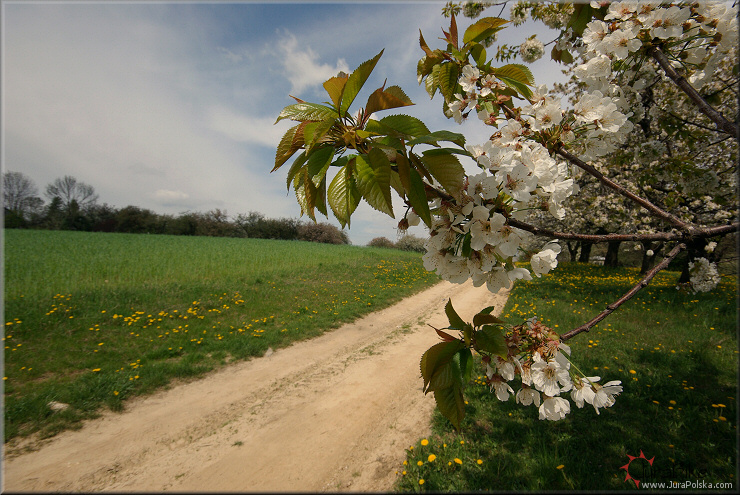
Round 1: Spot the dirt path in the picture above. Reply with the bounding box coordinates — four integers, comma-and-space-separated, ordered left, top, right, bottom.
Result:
3, 280, 509, 492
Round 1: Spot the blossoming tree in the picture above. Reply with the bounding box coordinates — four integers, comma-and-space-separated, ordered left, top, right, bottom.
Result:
273, 1, 738, 427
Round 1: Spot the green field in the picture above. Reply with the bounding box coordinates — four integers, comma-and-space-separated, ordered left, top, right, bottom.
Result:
3, 229, 440, 441
396, 262, 737, 491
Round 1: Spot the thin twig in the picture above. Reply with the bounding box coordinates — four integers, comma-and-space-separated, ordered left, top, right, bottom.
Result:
507, 218, 679, 243
648, 46, 739, 139
508, 218, 738, 243
556, 148, 690, 231
560, 243, 686, 342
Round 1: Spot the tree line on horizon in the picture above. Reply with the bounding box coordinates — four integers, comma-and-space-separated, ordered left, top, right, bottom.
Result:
2, 172, 351, 245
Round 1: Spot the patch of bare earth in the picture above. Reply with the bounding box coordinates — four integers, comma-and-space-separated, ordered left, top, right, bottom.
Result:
3, 280, 509, 492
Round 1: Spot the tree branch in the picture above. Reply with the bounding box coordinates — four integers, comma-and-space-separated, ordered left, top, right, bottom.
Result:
648, 46, 739, 140
560, 243, 686, 342
556, 148, 691, 230
507, 218, 679, 243
509, 218, 738, 244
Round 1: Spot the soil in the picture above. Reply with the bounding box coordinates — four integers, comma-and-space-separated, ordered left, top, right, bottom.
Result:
3, 280, 509, 492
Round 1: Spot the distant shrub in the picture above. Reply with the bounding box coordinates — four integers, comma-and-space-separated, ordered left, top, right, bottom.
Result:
368, 236, 396, 249
297, 222, 350, 245
395, 234, 426, 253
234, 211, 300, 240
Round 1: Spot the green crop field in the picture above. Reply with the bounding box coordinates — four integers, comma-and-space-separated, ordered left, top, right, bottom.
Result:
3, 229, 440, 441
396, 262, 737, 491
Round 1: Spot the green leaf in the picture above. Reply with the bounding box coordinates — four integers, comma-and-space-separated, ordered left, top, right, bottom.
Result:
420, 340, 465, 392
421, 149, 465, 199
445, 299, 467, 330
463, 16, 508, 45
462, 323, 473, 347
567, 3, 595, 37
397, 155, 432, 228
389, 169, 404, 197
461, 231, 472, 258
437, 63, 460, 102
417, 51, 446, 82
475, 325, 508, 358
425, 65, 439, 98
427, 359, 457, 392
354, 149, 394, 217
407, 130, 466, 148
494, 64, 534, 85
551, 45, 574, 64
364, 85, 414, 117
275, 103, 338, 124
285, 152, 308, 190
306, 146, 334, 185
433, 384, 465, 429
377, 114, 431, 138
314, 176, 328, 218
323, 74, 349, 110
457, 348, 474, 385
469, 43, 487, 67
303, 118, 336, 151
327, 160, 361, 228
340, 49, 384, 116
473, 311, 504, 327
419, 29, 434, 57
274, 123, 308, 172
498, 75, 533, 100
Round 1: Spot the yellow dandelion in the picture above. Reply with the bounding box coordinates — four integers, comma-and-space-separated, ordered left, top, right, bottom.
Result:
417, 460, 423, 466
419, 479, 425, 485
428, 454, 436, 462
556, 465, 565, 470
477, 459, 483, 465
454, 458, 463, 465
421, 439, 429, 446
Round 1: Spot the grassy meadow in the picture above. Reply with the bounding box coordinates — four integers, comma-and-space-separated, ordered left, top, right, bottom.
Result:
3, 229, 440, 441
396, 262, 738, 491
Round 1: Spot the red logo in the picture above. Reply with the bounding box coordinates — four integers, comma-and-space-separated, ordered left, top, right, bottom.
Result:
620, 450, 655, 488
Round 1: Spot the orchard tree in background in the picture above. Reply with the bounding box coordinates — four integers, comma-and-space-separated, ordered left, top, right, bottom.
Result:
273, 1, 738, 428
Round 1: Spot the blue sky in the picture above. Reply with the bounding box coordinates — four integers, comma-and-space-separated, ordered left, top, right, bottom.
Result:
3, 0, 567, 245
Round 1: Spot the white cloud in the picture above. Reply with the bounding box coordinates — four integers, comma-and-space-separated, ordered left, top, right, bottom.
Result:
206, 106, 290, 148
154, 189, 189, 201
277, 32, 349, 94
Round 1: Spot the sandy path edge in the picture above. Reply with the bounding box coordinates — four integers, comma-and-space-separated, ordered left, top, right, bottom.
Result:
3, 280, 509, 492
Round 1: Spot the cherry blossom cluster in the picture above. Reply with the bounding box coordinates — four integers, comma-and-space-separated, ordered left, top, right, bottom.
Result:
482, 317, 623, 420
420, 133, 577, 292
519, 37, 546, 63
568, 0, 738, 127
688, 256, 721, 292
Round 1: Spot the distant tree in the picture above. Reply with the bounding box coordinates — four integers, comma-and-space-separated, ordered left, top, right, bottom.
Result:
395, 235, 427, 253
367, 237, 395, 249
41, 196, 65, 230
88, 203, 119, 232
45, 175, 98, 211
297, 222, 350, 245
3, 171, 43, 220
115, 205, 163, 234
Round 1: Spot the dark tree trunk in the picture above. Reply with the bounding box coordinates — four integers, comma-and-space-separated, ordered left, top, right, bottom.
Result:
678, 238, 709, 283
604, 240, 622, 267
567, 241, 580, 262
578, 241, 593, 263
640, 241, 664, 274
